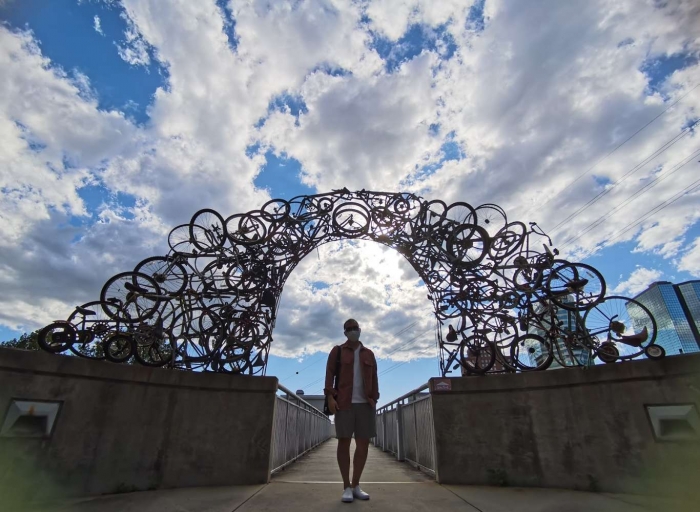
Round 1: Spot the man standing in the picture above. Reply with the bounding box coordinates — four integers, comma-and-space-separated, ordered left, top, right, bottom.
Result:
325, 318, 380, 503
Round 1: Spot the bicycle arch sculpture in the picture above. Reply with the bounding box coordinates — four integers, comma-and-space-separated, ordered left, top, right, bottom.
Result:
38, 190, 666, 375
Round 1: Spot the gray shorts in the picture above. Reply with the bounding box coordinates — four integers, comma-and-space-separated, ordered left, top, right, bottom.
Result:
335, 403, 377, 439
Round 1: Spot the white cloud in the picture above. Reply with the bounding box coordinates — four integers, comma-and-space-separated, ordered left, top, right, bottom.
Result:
93, 15, 104, 36
271, 240, 436, 361
116, 10, 151, 66
612, 267, 664, 296
678, 237, 700, 277
2, 0, 700, 364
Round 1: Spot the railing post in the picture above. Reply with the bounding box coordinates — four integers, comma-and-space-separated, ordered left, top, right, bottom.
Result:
396, 402, 404, 461
413, 399, 420, 467
382, 411, 387, 451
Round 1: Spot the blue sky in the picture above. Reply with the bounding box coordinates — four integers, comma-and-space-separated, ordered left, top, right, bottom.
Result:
1, 0, 700, 406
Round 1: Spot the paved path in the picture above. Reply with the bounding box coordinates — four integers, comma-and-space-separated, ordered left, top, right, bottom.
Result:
28, 439, 693, 512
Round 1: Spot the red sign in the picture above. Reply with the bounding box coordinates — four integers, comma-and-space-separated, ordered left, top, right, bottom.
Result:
433, 378, 452, 392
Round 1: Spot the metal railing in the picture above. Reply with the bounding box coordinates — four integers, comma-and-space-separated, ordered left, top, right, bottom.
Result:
373, 383, 436, 476
270, 383, 334, 474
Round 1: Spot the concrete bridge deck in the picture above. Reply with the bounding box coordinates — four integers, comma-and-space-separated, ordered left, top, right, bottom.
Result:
28, 439, 692, 512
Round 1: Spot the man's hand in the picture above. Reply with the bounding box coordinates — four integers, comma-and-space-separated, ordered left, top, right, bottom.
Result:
368, 398, 376, 409
328, 395, 338, 415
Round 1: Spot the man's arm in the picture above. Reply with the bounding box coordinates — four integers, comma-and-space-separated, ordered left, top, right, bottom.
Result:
323, 346, 338, 397
372, 357, 380, 401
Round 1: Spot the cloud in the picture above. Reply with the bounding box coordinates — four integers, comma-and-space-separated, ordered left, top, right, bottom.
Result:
93, 15, 104, 36
271, 240, 436, 361
612, 267, 664, 296
678, 237, 700, 277
116, 10, 151, 66
2, 0, 700, 365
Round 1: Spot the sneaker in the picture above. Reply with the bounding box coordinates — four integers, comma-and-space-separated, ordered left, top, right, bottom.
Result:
352, 486, 370, 500
342, 487, 354, 503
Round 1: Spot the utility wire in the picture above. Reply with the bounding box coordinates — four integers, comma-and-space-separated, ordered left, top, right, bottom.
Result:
378, 346, 436, 378
526, 82, 700, 218
579, 172, 700, 259
560, 148, 700, 249
549, 120, 699, 234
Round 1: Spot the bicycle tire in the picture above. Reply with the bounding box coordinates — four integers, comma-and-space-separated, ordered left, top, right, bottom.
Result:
510, 333, 553, 371
261, 199, 291, 222
103, 333, 135, 363
135, 256, 188, 296
489, 222, 526, 261
100, 271, 163, 323
332, 203, 371, 237
459, 336, 496, 374
445, 223, 489, 268
38, 322, 77, 354
581, 295, 658, 355
189, 208, 227, 252
474, 203, 508, 237
546, 261, 606, 311
225, 212, 269, 246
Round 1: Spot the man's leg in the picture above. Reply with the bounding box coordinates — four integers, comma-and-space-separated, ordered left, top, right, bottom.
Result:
337, 437, 352, 489
351, 438, 370, 488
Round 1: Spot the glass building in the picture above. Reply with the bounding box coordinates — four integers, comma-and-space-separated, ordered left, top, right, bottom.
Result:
633, 281, 700, 355
526, 297, 591, 369
676, 281, 700, 336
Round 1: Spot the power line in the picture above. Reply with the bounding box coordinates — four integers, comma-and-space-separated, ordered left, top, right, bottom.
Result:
549, 120, 699, 234
560, 148, 700, 249
378, 346, 436, 378
579, 173, 700, 259
526, 82, 700, 218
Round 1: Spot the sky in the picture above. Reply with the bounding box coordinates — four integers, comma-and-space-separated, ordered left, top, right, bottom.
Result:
1, 0, 699, 406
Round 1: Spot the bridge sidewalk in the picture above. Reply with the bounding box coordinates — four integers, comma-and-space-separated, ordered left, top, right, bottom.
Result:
28, 439, 692, 512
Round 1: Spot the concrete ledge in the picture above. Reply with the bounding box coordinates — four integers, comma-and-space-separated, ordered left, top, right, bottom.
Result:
429, 354, 700, 500
0, 347, 278, 393
0, 348, 278, 505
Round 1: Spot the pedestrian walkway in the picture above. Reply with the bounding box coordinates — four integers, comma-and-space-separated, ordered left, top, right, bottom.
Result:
29, 439, 692, 511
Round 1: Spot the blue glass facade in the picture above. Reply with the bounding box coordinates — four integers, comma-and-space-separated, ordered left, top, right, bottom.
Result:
633, 281, 700, 355
527, 298, 590, 369
677, 281, 700, 337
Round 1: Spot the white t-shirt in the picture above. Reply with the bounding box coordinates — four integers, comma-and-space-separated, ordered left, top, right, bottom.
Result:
352, 346, 368, 403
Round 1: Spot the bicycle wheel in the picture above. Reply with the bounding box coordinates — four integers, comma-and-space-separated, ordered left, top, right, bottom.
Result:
66, 301, 119, 359
510, 334, 553, 371
168, 224, 199, 257
489, 222, 526, 261
582, 295, 657, 359
546, 262, 606, 311
459, 336, 496, 374
418, 199, 447, 229
261, 199, 290, 222
189, 209, 227, 252
133, 333, 174, 367
445, 223, 489, 268
100, 271, 162, 323
225, 213, 269, 246
332, 203, 371, 237
135, 256, 188, 296
444, 201, 477, 226
474, 203, 508, 237
103, 333, 135, 363
38, 322, 77, 353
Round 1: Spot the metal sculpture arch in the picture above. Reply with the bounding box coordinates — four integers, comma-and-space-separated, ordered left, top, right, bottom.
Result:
38, 190, 666, 375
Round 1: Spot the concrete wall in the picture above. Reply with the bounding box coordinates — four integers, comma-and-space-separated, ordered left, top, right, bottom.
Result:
429, 354, 700, 498
0, 348, 278, 503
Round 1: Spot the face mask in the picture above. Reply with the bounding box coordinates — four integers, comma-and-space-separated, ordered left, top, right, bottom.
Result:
346, 329, 361, 342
